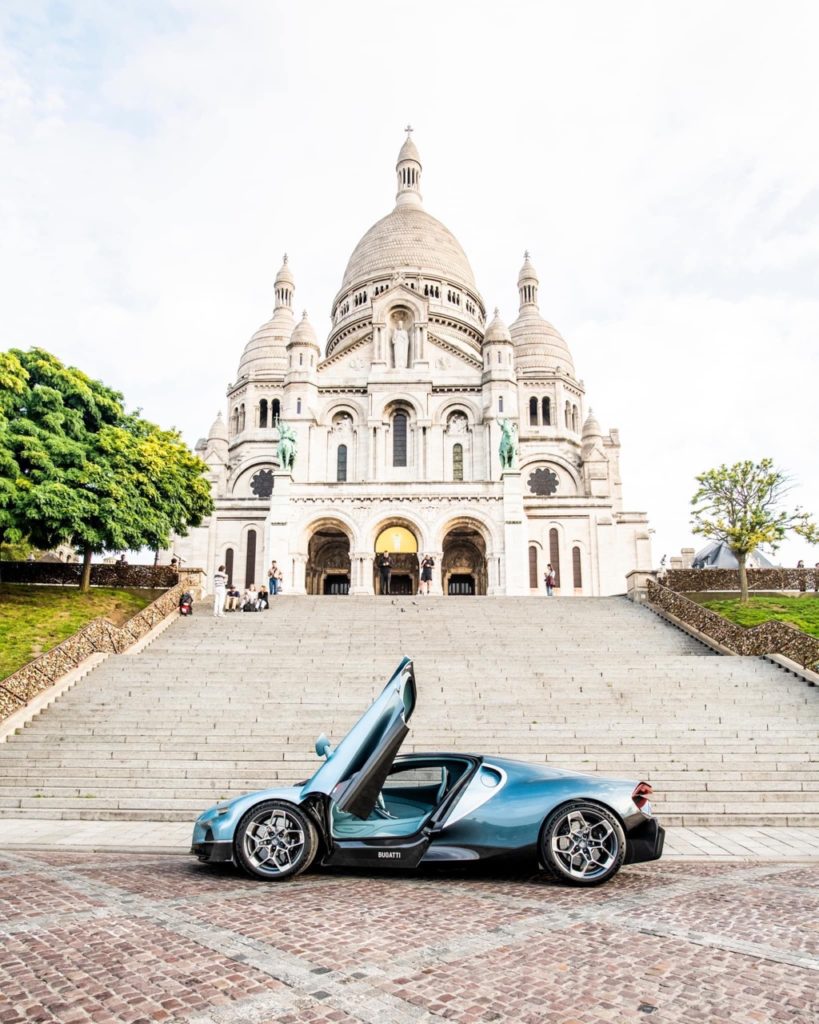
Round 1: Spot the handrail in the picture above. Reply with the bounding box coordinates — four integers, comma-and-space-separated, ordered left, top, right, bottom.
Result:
646, 579, 819, 671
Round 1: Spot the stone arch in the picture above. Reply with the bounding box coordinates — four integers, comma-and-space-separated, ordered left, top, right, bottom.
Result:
440, 516, 488, 595
519, 452, 583, 495
437, 396, 481, 425
369, 514, 424, 595
230, 457, 280, 497
304, 516, 353, 596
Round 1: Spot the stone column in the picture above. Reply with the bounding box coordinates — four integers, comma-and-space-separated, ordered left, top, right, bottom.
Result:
429, 549, 444, 596
266, 471, 293, 588
290, 553, 307, 595
501, 469, 529, 595
351, 551, 375, 595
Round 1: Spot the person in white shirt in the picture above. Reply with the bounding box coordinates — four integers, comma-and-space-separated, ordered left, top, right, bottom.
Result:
212, 565, 228, 617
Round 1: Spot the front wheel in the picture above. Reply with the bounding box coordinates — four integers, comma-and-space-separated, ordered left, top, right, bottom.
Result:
234, 801, 318, 881
540, 801, 625, 886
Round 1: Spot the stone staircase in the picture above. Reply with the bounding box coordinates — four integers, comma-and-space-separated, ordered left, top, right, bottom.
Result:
0, 596, 816, 827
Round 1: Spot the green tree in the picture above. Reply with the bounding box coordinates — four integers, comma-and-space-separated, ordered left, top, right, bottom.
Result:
691, 459, 818, 602
0, 351, 29, 576
1, 348, 213, 591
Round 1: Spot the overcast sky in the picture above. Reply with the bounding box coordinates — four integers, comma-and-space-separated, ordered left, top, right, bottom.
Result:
2, 0, 817, 567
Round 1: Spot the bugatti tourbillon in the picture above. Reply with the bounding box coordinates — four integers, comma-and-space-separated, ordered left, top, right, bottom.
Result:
191, 657, 664, 886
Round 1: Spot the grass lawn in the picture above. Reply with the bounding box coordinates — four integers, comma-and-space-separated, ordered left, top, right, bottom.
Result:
0, 584, 163, 681
697, 594, 819, 639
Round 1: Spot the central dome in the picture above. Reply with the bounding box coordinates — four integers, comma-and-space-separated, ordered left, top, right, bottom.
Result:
340, 205, 478, 293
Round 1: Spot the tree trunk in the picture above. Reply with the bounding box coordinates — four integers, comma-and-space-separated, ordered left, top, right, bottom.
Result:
80, 546, 93, 593
737, 551, 749, 604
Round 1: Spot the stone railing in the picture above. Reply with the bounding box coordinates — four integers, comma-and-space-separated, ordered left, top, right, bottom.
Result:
646, 579, 819, 671
0, 582, 188, 722
665, 567, 818, 593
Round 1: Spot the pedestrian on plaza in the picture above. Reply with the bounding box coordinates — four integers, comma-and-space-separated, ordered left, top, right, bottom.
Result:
378, 552, 392, 595
212, 564, 228, 617
420, 554, 434, 595
258, 585, 269, 610
225, 584, 241, 612
268, 561, 283, 596
797, 559, 806, 592
544, 564, 556, 597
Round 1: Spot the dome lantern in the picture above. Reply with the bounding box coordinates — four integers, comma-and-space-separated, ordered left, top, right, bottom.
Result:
274, 253, 295, 311
395, 125, 422, 209
518, 251, 539, 309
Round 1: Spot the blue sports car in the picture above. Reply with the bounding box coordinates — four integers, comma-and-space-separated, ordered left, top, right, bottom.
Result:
191, 657, 664, 886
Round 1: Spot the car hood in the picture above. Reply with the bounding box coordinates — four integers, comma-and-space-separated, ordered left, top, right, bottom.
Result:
300, 656, 416, 819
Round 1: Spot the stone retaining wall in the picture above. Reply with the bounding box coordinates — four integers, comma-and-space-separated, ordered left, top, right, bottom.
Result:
647, 579, 819, 670
0, 583, 188, 722
665, 567, 818, 593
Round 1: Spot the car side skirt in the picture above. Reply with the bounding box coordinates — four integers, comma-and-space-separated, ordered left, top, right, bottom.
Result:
322, 834, 429, 870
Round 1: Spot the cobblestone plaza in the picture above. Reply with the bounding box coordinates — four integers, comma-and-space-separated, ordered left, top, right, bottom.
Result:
1, 851, 817, 1024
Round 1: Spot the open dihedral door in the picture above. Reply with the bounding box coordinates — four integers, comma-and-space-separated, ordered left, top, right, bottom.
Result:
300, 657, 416, 820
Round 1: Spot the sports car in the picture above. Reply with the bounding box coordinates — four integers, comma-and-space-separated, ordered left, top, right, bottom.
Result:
191, 657, 664, 886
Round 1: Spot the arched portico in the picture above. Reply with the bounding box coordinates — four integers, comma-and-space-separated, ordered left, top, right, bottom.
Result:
305, 518, 352, 595
441, 518, 489, 595
372, 517, 421, 595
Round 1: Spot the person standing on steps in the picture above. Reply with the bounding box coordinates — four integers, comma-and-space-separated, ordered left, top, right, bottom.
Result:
544, 563, 556, 597
378, 551, 392, 595
420, 554, 434, 595
212, 564, 228, 617
268, 561, 283, 596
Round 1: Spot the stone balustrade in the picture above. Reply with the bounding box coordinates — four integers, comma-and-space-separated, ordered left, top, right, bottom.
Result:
646, 579, 819, 671
0, 582, 192, 721
664, 567, 818, 593
0, 562, 189, 588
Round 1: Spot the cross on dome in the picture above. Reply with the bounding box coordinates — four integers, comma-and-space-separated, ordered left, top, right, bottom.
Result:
404, 124, 413, 135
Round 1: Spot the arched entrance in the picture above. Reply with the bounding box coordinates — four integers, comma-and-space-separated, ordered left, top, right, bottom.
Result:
374, 523, 419, 595
307, 523, 351, 595
442, 523, 487, 595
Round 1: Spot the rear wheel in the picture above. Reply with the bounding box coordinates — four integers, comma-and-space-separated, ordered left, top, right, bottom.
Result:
234, 801, 318, 881
540, 802, 625, 886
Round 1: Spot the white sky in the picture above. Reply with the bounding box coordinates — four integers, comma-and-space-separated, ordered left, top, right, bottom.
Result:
1, 0, 817, 567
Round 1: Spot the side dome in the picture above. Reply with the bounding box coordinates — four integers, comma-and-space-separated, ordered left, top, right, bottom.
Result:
339, 205, 478, 294
510, 252, 575, 376
236, 255, 296, 378
236, 310, 292, 378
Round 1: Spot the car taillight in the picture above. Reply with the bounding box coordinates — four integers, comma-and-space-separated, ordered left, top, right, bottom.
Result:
632, 782, 653, 810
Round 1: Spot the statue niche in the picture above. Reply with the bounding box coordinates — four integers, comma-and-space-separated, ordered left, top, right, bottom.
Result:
390, 313, 411, 370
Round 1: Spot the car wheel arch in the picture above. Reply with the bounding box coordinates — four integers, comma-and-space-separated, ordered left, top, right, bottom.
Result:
536, 797, 627, 863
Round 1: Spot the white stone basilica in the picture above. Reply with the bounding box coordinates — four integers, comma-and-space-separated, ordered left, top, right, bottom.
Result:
174, 131, 652, 595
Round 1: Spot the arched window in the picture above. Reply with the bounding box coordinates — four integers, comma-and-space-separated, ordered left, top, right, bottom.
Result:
239, 404, 246, 431
392, 411, 408, 467
230, 408, 238, 436
572, 405, 579, 432
498, 396, 504, 413
271, 398, 281, 423
225, 548, 234, 587
244, 529, 257, 588
564, 401, 571, 428
453, 443, 464, 481
296, 398, 302, 414
549, 528, 561, 589
529, 397, 539, 425
542, 397, 551, 425
572, 546, 582, 590
337, 444, 348, 482
528, 545, 538, 589
259, 399, 268, 429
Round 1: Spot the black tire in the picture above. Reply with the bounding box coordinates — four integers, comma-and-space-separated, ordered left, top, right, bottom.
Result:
234, 800, 318, 881
540, 801, 625, 887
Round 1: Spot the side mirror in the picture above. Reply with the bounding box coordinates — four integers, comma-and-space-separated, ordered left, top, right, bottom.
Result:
315, 733, 333, 759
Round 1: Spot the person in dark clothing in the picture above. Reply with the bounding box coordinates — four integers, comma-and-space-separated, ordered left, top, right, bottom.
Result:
378, 552, 392, 595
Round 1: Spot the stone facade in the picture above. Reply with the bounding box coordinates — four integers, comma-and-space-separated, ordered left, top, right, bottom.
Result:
0, 562, 182, 589
665, 567, 818, 593
173, 132, 652, 595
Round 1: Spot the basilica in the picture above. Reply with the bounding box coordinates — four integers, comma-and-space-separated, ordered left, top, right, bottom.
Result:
173, 131, 652, 595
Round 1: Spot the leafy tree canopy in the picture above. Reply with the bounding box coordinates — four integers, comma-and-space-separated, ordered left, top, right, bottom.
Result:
0, 347, 213, 588
691, 458, 818, 601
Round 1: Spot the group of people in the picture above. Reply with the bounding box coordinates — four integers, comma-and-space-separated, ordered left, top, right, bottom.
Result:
376, 552, 436, 595
210, 561, 285, 617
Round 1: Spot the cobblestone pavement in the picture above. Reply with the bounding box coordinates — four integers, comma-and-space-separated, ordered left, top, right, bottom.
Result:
0, 852, 817, 1024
